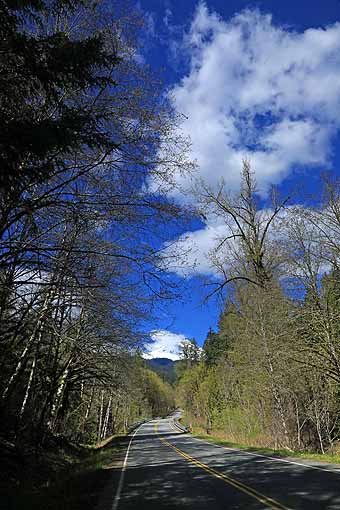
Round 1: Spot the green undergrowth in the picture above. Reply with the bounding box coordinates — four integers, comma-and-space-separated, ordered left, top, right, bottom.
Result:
178, 413, 340, 465
193, 431, 340, 465
0, 434, 127, 510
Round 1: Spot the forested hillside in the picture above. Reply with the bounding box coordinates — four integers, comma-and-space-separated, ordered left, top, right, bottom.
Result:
146, 358, 177, 384
0, 0, 183, 449
176, 165, 340, 454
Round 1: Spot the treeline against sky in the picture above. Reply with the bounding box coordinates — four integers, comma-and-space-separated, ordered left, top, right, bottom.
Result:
4, 0, 340, 455
0, 0, 182, 445
177, 165, 340, 454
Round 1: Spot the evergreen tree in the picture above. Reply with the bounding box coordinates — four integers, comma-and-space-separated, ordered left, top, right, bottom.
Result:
203, 328, 226, 366
0, 0, 119, 195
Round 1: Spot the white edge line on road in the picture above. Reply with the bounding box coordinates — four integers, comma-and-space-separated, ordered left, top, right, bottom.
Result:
172, 420, 186, 433
112, 423, 144, 510
189, 436, 340, 475
168, 417, 186, 435
167, 417, 340, 474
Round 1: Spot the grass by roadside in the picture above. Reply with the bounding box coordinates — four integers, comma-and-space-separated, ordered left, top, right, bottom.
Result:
191, 430, 340, 465
177, 415, 340, 466
0, 434, 128, 510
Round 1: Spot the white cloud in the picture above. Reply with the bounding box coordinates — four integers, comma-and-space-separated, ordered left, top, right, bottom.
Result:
162, 220, 229, 277
163, 207, 296, 279
164, 204, 337, 281
163, 3, 340, 196
145, 330, 189, 360
155, 4, 340, 278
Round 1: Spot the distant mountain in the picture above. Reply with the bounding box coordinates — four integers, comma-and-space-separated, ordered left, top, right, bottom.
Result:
146, 357, 177, 384
149, 357, 174, 368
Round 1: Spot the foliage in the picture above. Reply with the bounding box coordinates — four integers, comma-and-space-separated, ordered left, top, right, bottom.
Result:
0, 0, 188, 449
146, 358, 178, 384
177, 166, 340, 454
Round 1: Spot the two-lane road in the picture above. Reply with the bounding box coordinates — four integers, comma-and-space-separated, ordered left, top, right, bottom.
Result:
112, 415, 340, 509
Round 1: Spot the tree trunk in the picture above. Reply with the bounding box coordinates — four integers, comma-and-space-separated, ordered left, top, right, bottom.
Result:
80, 386, 95, 433
1, 291, 52, 402
47, 363, 70, 432
19, 355, 36, 420
97, 390, 104, 441
102, 395, 112, 440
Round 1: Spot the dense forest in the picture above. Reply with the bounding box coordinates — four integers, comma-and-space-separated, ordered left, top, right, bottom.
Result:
2, 0, 340, 470
0, 0, 181, 448
177, 164, 340, 454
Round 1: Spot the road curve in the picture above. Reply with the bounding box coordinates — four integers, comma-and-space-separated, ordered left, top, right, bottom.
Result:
112, 415, 340, 509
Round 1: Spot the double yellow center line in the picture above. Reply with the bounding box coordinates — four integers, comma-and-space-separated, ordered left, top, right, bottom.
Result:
154, 422, 292, 510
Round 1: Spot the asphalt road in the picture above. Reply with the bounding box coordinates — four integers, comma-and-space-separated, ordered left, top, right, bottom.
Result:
112, 414, 340, 510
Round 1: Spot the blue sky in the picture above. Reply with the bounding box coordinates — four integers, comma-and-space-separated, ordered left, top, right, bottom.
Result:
140, 0, 340, 358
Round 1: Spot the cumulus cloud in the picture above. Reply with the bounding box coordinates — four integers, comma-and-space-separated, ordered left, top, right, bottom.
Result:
144, 330, 189, 360
165, 3, 340, 195
156, 3, 340, 277
163, 206, 297, 279
162, 220, 229, 277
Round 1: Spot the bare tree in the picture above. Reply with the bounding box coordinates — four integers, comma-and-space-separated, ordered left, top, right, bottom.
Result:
196, 160, 289, 298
